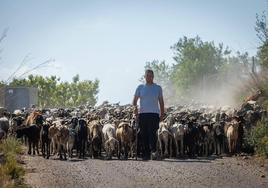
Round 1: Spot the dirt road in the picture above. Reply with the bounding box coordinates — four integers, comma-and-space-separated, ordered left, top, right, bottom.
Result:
23, 155, 267, 188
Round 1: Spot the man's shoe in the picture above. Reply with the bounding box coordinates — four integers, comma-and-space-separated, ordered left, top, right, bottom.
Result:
142, 155, 150, 161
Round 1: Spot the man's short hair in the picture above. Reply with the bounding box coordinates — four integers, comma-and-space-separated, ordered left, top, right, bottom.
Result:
145, 69, 154, 76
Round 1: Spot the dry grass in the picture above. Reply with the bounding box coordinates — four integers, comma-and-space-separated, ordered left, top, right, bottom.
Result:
0, 137, 29, 188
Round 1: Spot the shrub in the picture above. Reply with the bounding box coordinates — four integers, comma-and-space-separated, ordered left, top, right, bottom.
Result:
0, 137, 26, 188
244, 118, 268, 158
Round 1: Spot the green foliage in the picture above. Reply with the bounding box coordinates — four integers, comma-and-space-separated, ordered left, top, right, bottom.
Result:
143, 60, 172, 84
8, 74, 99, 108
261, 100, 268, 112
244, 119, 268, 158
256, 11, 268, 68
142, 36, 248, 104
1, 155, 24, 179
237, 12, 268, 157
258, 42, 268, 68
0, 137, 23, 156
170, 36, 231, 96
0, 137, 26, 188
0, 80, 4, 86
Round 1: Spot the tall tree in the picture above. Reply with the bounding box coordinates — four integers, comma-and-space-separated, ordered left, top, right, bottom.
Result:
255, 11, 268, 68
170, 36, 231, 98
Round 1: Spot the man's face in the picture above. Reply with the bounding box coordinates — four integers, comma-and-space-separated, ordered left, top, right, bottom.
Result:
145, 71, 154, 84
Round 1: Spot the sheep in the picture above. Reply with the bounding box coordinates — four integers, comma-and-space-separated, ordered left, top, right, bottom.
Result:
102, 123, 119, 159
202, 125, 214, 156
225, 119, 239, 154
170, 123, 184, 157
0, 127, 6, 140
16, 124, 40, 155
56, 125, 69, 160
158, 122, 173, 159
48, 123, 61, 155
116, 121, 134, 160
75, 119, 88, 158
67, 128, 76, 158
0, 117, 9, 137
40, 123, 51, 159
213, 122, 225, 155
88, 120, 103, 158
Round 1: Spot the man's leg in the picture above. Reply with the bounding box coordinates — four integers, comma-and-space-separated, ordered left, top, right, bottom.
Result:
149, 114, 160, 155
139, 114, 150, 159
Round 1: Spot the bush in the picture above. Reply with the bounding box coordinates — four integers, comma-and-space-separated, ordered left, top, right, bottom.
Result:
0, 137, 23, 156
244, 118, 268, 158
261, 99, 268, 112
0, 137, 26, 188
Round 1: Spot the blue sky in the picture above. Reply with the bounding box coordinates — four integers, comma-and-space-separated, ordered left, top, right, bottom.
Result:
0, 0, 266, 105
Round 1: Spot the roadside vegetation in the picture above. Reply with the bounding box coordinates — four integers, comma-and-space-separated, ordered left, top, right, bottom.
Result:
0, 137, 28, 188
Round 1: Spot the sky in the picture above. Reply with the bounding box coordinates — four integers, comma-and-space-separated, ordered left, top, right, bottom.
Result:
0, 0, 266, 105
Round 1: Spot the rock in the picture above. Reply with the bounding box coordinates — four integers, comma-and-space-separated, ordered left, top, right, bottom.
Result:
261, 175, 265, 178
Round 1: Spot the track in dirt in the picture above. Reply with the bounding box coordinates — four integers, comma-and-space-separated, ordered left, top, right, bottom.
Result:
23, 154, 268, 188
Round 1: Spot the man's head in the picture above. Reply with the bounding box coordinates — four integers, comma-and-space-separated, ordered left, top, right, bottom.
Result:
144, 69, 154, 84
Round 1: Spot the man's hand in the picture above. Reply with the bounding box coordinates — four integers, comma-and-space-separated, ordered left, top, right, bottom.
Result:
134, 106, 138, 116
160, 113, 164, 122
158, 95, 165, 122
132, 95, 139, 116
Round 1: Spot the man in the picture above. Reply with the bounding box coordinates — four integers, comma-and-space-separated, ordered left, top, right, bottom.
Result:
132, 69, 164, 160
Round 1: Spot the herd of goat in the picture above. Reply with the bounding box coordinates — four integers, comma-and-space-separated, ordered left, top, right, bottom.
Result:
0, 100, 265, 160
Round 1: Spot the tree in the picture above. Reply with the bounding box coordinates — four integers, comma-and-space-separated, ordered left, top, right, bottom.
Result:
255, 11, 268, 68
170, 36, 231, 99
0, 81, 4, 88
8, 74, 99, 108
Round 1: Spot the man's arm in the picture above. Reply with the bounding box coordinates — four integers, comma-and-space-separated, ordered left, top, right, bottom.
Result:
159, 95, 164, 121
132, 95, 139, 116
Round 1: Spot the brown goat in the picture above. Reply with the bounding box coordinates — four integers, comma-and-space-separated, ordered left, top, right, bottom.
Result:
225, 119, 239, 154
88, 120, 103, 158
116, 122, 134, 160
